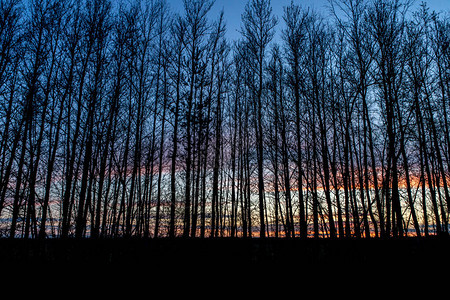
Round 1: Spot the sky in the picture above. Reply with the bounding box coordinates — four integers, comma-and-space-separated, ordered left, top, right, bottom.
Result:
167, 0, 450, 42
168, 0, 331, 41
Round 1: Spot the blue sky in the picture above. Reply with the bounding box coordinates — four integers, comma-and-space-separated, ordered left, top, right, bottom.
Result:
167, 0, 450, 41
168, 0, 332, 41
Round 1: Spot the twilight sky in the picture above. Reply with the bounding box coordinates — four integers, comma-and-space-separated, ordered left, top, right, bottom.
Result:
168, 0, 331, 41
167, 0, 450, 42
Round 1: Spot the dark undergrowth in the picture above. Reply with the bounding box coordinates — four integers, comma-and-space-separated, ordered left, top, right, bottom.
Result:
1, 236, 449, 269
2, 236, 450, 291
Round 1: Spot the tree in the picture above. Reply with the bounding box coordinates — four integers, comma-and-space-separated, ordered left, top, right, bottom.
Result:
240, 0, 277, 238
169, 15, 186, 238
366, 0, 411, 237
282, 2, 309, 238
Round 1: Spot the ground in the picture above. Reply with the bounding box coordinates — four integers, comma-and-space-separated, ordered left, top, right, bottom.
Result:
1, 237, 449, 290
1, 236, 449, 269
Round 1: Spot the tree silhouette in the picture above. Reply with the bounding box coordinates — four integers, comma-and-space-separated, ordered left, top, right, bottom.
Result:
0, 0, 449, 239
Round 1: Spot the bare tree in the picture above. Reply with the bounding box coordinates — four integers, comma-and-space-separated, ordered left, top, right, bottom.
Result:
240, 0, 277, 238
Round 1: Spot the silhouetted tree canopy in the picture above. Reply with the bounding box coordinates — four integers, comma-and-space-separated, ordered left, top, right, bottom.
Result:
0, 0, 449, 239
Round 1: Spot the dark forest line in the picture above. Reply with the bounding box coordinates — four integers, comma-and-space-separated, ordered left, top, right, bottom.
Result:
1, 0, 450, 240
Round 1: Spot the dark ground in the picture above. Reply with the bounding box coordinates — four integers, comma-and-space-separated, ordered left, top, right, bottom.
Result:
1, 236, 449, 269
1, 237, 449, 292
